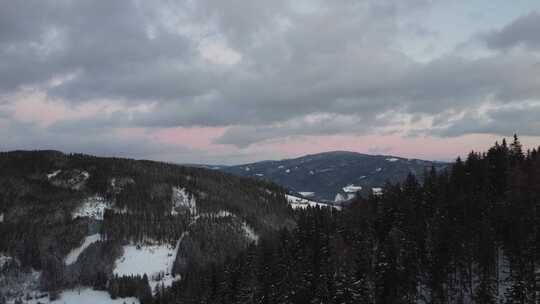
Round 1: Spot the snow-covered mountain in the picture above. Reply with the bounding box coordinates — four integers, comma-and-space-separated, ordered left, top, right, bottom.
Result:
0, 150, 299, 304
219, 151, 448, 202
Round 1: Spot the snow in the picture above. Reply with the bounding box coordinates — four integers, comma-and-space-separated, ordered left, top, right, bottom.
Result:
114, 241, 180, 291
195, 210, 234, 220
0, 212, 4, 223
0, 254, 13, 268
278, 165, 285, 169
285, 169, 291, 173
334, 193, 356, 202
319, 168, 334, 172
65, 234, 100, 265
255, 173, 264, 176
372, 187, 383, 195
171, 187, 197, 215
46, 169, 61, 179
334, 193, 346, 202
299, 191, 315, 197
309, 170, 315, 175
359, 175, 366, 179
286, 195, 338, 210
342, 184, 362, 193
21, 288, 139, 304
72, 195, 111, 220
375, 167, 382, 172
241, 222, 259, 243
244, 167, 250, 171
386, 158, 399, 162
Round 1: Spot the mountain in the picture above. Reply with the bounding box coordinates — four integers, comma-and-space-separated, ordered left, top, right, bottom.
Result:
0, 150, 296, 303
219, 151, 448, 202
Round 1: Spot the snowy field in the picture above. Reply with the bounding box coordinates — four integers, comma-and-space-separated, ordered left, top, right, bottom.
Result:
114, 241, 181, 291
21, 288, 139, 304
65, 234, 101, 265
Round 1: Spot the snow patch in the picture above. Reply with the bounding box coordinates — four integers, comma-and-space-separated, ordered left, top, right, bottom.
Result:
72, 196, 111, 220
194, 210, 234, 221
285, 169, 291, 173
114, 241, 180, 291
73, 196, 111, 220
334, 193, 356, 203
372, 188, 383, 196
359, 175, 366, 179
309, 170, 315, 175
0, 254, 14, 269
241, 222, 259, 243
386, 158, 399, 162
21, 288, 139, 304
299, 192, 315, 197
286, 195, 338, 210
0, 212, 4, 223
278, 165, 285, 169
375, 167, 382, 172
47, 170, 62, 179
318, 168, 334, 172
244, 167, 250, 171
65, 234, 100, 265
171, 187, 196, 215
255, 173, 264, 176
342, 184, 362, 193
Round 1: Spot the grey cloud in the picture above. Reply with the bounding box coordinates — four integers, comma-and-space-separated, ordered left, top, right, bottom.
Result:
214, 114, 380, 147
483, 11, 540, 50
432, 104, 540, 138
1, 0, 540, 154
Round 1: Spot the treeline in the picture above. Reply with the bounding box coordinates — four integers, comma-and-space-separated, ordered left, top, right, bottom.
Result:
161, 136, 540, 304
108, 274, 153, 304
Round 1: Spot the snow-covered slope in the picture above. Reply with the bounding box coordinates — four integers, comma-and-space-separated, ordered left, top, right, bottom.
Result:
113, 241, 181, 291
64, 234, 101, 265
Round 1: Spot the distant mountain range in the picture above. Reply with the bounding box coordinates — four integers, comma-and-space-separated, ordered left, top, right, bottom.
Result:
213, 151, 448, 202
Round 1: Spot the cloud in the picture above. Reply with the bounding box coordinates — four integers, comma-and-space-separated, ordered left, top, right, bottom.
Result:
483, 11, 540, 50
432, 102, 540, 138
1, 1, 540, 162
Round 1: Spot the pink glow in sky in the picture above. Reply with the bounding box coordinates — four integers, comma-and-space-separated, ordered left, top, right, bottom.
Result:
1, 1, 540, 164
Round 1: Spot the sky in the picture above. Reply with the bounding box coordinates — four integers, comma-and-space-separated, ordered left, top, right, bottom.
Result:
1, 0, 540, 165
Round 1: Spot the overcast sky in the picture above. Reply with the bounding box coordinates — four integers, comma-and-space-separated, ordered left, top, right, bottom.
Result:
1, 0, 540, 164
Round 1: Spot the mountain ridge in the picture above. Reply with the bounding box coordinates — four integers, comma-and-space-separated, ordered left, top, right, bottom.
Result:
217, 150, 449, 202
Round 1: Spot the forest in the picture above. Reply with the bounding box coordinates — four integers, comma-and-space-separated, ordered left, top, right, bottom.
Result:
1, 136, 540, 303
157, 136, 540, 304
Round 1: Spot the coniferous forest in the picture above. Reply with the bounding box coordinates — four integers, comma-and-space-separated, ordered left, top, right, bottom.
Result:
156, 136, 540, 304
1, 136, 540, 304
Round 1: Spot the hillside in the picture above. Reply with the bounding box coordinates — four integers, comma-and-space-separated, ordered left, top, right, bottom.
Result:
219, 151, 448, 202
0, 150, 296, 303
157, 137, 540, 304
